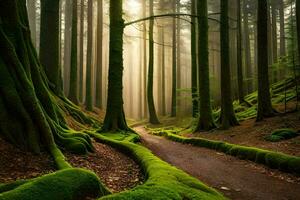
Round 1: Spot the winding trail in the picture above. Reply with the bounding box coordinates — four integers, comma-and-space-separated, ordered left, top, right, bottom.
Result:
135, 126, 300, 200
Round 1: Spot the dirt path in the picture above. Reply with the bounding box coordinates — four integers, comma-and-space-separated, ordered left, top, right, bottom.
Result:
135, 127, 300, 200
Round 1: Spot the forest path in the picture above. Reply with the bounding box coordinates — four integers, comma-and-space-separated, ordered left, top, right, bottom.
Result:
135, 126, 300, 200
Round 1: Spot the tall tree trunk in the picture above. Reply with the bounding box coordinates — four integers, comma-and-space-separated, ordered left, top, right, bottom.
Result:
85, 0, 93, 111
195, 0, 216, 131
40, 0, 63, 95
236, 0, 245, 104
243, 0, 253, 93
0, 0, 92, 168
220, 0, 239, 129
297, 0, 300, 62
161, 27, 166, 116
142, 0, 148, 118
267, 4, 273, 66
257, 0, 274, 121
279, 0, 286, 57
102, 0, 129, 131
191, 0, 198, 117
64, 0, 72, 95
79, 0, 85, 102
272, 2, 278, 63
147, 0, 160, 124
176, 0, 181, 114
95, 0, 103, 109
68, 0, 79, 104
26, 0, 37, 47
171, 1, 177, 117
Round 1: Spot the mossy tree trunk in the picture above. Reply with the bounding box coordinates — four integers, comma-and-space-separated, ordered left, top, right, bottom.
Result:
191, 0, 198, 118
68, 0, 79, 105
102, 0, 129, 131
40, 0, 63, 95
85, 0, 93, 111
195, 0, 216, 131
0, 0, 93, 169
147, 0, 160, 124
220, 0, 239, 129
257, 0, 274, 121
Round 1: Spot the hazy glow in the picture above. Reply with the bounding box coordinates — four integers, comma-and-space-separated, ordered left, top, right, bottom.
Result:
125, 0, 141, 16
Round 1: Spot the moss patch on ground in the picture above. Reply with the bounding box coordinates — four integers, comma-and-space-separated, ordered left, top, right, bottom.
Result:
147, 128, 300, 175
264, 129, 299, 142
0, 168, 110, 200
88, 132, 227, 200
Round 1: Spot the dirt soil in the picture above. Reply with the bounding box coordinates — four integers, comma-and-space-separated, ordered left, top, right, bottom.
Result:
66, 141, 144, 193
184, 111, 300, 157
135, 126, 300, 200
0, 137, 144, 193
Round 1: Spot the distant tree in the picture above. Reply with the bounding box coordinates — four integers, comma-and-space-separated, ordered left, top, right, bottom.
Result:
191, 0, 198, 117
171, 0, 177, 117
195, 0, 216, 131
220, 0, 239, 129
96, 0, 103, 109
256, 0, 274, 121
79, 0, 85, 102
279, 0, 286, 58
102, 0, 130, 131
147, 0, 160, 124
68, 0, 79, 105
85, 0, 93, 111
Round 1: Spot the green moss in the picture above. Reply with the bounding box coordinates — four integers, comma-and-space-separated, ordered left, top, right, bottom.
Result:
148, 129, 300, 175
265, 129, 299, 142
0, 169, 110, 200
88, 132, 227, 200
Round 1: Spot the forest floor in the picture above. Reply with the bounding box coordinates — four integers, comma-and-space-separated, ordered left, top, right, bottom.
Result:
135, 126, 300, 200
0, 137, 144, 193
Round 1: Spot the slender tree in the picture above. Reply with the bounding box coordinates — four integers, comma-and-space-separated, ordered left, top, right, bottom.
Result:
79, 0, 85, 102
68, 0, 79, 104
195, 0, 216, 131
102, 0, 129, 131
191, 0, 198, 117
236, 0, 246, 104
40, 0, 63, 95
147, 0, 160, 124
171, 1, 177, 117
176, 0, 181, 113
257, 0, 274, 121
142, 0, 148, 118
297, 0, 300, 61
161, 27, 166, 116
279, 0, 286, 57
96, 0, 103, 109
85, 0, 93, 111
220, 0, 239, 129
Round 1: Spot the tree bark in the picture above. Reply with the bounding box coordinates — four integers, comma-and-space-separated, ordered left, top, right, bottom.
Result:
176, 0, 181, 113
102, 0, 129, 131
279, 0, 286, 57
95, 0, 103, 109
68, 0, 79, 104
297, 0, 300, 62
257, 0, 274, 121
171, 1, 177, 117
191, 0, 198, 117
220, 0, 239, 129
79, 0, 85, 102
195, 0, 216, 131
85, 0, 93, 111
161, 27, 166, 116
147, 0, 160, 124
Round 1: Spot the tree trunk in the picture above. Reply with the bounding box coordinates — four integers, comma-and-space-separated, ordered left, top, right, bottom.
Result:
79, 0, 85, 102
271, 2, 278, 63
191, 0, 198, 117
0, 0, 93, 169
257, 0, 274, 121
236, 0, 245, 104
297, 0, 300, 62
95, 0, 103, 109
147, 0, 160, 124
220, 0, 239, 129
68, 0, 79, 104
243, 0, 253, 93
142, 0, 148, 118
102, 0, 129, 131
279, 0, 286, 57
171, 1, 177, 117
195, 0, 216, 131
40, 0, 63, 95
161, 27, 166, 116
85, 0, 93, 111
176, 0, 181, 114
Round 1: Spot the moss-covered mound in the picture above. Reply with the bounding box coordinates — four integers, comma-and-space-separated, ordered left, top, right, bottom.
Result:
265, 129, 299, 142
148, 129, 300, 175
0, 168, 110, 200
88, 132, 227, 200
